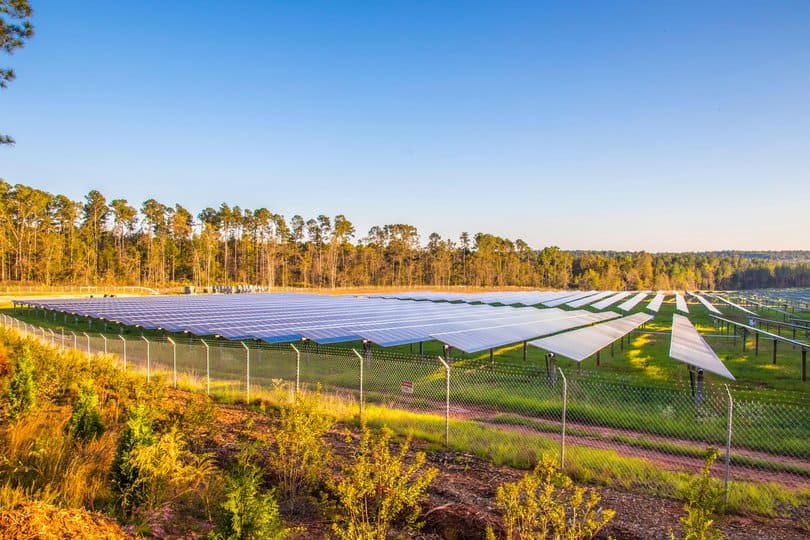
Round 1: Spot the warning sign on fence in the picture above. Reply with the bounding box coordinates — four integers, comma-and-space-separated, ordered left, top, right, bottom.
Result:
401, 380, 413, 394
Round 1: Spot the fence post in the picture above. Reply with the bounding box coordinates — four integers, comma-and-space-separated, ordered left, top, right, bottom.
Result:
101, 334, 107, 355
437, 356, 450, 447
119, 335, 127, 371
23, 323, 27, 338
559, 367, 567, 469
352, 349, 364, 422
82, 331, 91, 357
202, 339, 210, 396
70, 331, 76, 349
241, 341, 250, 403
61, 328, 65, 348
167, 337, 177, 388
290, 343, 301, 393
48, 329, 55, 345
724, 384, 733, 507
142, 336, 150, 383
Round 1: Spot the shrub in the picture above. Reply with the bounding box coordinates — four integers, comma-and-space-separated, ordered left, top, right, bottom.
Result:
67, 380, 105, 442
127, 425, 218, 513
4, 345, 36, 419
267, 389, 333, 511
212, 445, 287, 540
487, 454, 615, 540
671, 449, 723, 540
330, 425, 437, 540
111, 404, 156, 511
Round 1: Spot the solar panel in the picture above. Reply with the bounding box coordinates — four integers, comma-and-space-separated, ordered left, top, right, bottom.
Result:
617, 291, 648, 312
430, 310, 619, 353
688, 292, 721, 315
647, 292, 666, 312
674, 292, 689, 314
590, 291, 633, 310
543, 291, 595, 307
528, 312, 652, 361
669, 314, 735, 380
566, 291, 614, 308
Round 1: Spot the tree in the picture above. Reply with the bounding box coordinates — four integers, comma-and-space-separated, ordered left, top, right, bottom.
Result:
1, 0, 34, 145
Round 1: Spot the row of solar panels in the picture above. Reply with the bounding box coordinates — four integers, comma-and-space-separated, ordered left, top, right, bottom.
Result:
371, 289, 719, 315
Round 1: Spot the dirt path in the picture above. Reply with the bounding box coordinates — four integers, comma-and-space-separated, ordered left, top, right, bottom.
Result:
206, 397, 810, 540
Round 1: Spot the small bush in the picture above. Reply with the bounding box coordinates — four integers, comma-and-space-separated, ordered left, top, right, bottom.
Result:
4, 345, 36, 419
671, 449, 723, 540
67, 380, 105, 442
487, 454, 615, 540
330, 425, 437, 540
111, 404, 156, 512
127, 425, 218, 513
268, 389, 334, 511
212, 445, 287, 540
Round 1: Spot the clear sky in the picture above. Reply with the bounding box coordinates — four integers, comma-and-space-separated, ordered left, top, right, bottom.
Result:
1, 1, 808, 251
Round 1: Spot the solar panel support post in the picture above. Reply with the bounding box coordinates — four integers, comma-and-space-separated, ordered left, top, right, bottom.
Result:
724, 384, 733, 506
802, 350, 806, 382
241, 341, 250, 403
142, 336, 150, 383
352, 349, 364, 423
119, 335, 127, 371
754, 333, 759, 356
741, 328, 746, 353
523, 341, 527, 362
201, 340, 210, 396
772, 339, 777, 365
290, 343, 301, 394
437, 356, 450, 447
559, 367, 567, 469
167, 337, 177, 388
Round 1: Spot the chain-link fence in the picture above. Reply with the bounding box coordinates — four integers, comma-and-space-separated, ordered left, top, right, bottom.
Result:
4, 314, 809, 502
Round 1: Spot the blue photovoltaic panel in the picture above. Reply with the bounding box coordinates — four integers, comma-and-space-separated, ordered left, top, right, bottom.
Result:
670, 314, 734, 379
617, 292, 648, 312
566, 291, 613, 308
675, 292, 689, 314
647, 292, 666, 313
589, 291, 633, 310
529, 312, 652, 361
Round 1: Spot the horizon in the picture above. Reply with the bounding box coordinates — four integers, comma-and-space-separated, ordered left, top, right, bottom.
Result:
1, 1, 808, 251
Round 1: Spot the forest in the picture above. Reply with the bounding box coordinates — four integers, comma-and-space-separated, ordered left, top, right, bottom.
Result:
1, 180, 808, 290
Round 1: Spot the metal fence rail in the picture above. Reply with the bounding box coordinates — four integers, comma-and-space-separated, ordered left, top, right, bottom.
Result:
2, 314, 809, 503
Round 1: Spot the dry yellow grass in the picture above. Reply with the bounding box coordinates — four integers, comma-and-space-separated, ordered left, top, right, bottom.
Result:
0, 500, 131, 539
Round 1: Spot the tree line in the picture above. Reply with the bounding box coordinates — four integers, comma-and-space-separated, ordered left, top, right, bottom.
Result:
1, 180, 808, 290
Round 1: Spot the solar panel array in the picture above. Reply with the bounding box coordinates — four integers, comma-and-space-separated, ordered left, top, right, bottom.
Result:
528, 312, 653, 362
669, 314, 735, 380
19, 294, 615, 353
367, 290, 565, 306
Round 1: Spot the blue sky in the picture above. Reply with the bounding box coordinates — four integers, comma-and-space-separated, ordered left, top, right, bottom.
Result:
1, 1, 808, 251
